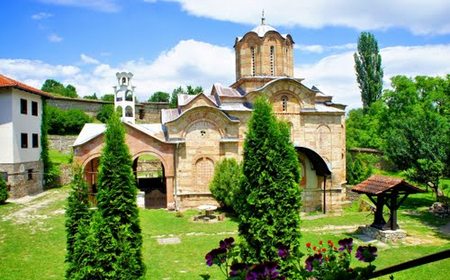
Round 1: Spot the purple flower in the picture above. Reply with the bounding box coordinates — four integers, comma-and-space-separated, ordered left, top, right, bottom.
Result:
277, 245, 289, 259
304, 253, 323, 272
246, 262, 282, 280
338, 238, 353, 253
230, 262, 248, 277
220, 237, 235, 250
355, 245, 377, 263
205, 247, 227, 266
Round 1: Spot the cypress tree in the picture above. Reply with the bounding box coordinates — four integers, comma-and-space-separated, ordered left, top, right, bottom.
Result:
65, 166, 91, 279
354, 32, 383, 110
76, 113, 145, 279
238, 98, 302, 276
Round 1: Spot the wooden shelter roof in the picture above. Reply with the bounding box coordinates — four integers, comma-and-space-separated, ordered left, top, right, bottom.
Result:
352, 175, 425, 195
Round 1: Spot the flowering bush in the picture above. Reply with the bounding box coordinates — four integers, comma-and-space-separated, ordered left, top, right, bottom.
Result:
205, 237, 286, 279
301, 238, 376, 280
205, 237, 377, 280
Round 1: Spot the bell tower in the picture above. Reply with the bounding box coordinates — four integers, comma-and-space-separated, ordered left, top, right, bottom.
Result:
113, 72, 135, 124
234, 13, 294, 81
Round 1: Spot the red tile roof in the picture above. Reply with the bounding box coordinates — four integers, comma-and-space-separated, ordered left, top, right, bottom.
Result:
0, 74, 52, 97
352, 175, 424, 195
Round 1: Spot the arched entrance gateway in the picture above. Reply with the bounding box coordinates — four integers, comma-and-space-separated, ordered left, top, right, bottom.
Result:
83, 155, 100, 205
295, 146, 332, 213
132, 153, 167, 209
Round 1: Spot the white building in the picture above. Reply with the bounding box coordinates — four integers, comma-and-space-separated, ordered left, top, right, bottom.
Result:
0, 74, 52, 198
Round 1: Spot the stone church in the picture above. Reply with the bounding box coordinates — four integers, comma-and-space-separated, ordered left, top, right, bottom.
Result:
73, 18, 347, 212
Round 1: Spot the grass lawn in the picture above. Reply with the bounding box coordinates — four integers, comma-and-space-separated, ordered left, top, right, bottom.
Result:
0, 187, 449, 280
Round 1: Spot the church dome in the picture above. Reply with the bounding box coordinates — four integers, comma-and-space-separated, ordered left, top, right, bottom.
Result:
251, 24, 278, 37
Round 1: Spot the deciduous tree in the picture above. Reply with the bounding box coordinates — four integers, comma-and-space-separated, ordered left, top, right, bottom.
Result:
148, 91, 170, 102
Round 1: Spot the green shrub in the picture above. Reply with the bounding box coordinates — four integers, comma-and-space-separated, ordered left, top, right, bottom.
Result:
0, 175, 8, 204
346, 152, 375, 185
96, 104, 114, 123
47, 106, 92, 135
209, 158, 241, 212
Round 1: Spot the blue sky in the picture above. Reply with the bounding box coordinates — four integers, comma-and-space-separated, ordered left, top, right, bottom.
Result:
1, 0, 450, 109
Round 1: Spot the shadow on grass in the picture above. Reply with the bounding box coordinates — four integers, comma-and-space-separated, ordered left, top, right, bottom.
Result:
398, 193, 450, 240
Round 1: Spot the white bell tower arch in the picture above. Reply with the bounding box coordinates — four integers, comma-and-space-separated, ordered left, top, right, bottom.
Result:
114, 72, 135, 124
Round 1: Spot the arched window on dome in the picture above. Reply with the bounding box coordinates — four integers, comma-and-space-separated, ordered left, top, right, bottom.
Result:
281, 95, 288, 112
270, 46, 275, 76
250, 46, 256, 76
121, 77, 127, 85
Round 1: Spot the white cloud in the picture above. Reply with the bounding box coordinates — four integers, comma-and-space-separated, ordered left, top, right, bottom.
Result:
39, 0, 120, 13
2, 41, 449, 111
80, 54, 100, 65
0, 39, 234, 99
48, 33, 63, 43
31, 12, 53, 20
163, 0, 450, 35
296, 43, 356, 54
297, 44, 450, 110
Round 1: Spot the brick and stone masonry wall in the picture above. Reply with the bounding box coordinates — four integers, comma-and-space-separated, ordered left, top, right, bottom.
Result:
49, 135, 78, 154
48, 97, 169, 123
0, 161, 43, 198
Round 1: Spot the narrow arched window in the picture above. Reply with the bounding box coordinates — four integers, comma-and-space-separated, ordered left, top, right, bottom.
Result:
250, 47, 256, 76
122, 77, 127, 85
282, 96, 288, 112
270, 46, 275, 76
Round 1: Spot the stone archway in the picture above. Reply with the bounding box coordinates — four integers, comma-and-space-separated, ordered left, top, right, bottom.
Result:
133, 152, 167, 209
82, 155, 101, 205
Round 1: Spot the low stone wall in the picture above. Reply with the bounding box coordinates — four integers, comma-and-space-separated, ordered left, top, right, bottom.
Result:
302, 188, 345, 212
48, 97, 169, 124
177, 193, 219, 209
356, 226, 406, 243
49, 135, 77, 154
0, 161, 43, 198
48, 97, 110, 118
59, 164, 72, 186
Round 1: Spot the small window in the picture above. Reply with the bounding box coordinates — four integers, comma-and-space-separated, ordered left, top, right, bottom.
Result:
122, 77, 127, 85
20, 99, 27, 114
270, 46, 275, 76
32, 133, 39, 148
31, 101, 38, 116
21, 133, 28, 148
125, 106, 133, 117
250, 47, 256, 76
282, 96, 288, 112
138, 109, 145, 120
28, 169, 33, 181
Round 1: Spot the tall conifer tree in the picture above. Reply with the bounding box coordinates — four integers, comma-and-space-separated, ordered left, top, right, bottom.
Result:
238, 98, 302, 277
65, 166, 91, 279
354, 32, 383, 110
75, 113, 145, 279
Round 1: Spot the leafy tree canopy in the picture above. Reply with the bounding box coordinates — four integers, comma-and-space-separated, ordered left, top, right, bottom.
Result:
170, 85, 203, 108
148, 91, 170, 102
83, 93, 98, 100
101, 94, 115, 102
41, 79, 78, 98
